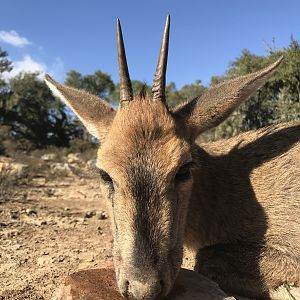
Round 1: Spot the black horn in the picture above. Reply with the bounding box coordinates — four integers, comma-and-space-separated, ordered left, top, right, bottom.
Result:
152, 15, 170, 103
117, 18, 133, 105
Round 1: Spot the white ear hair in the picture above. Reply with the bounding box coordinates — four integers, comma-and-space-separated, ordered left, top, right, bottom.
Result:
44, 74, 116, 140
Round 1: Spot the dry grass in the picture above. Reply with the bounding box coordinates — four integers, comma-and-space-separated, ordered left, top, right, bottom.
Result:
0, 165, 17, 203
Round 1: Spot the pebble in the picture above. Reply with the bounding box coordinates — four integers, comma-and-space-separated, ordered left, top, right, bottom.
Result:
98, 211, 108, 220
37, 256, 52, 267
31, 177, 46, 187
41, 153, 57, 161
26, 208, 37, 216
58, 255, 66, 262
13, 244, 22, 250
97, 226, 103, 235
20, 257, 28, 264
84, 211, 96, 218
10, 209, 19, 219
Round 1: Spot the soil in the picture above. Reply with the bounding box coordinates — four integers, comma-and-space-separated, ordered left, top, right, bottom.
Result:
1, 156, 297, 300
0, 159, 114, 300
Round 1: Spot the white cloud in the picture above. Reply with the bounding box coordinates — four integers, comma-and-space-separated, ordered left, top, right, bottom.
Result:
0, 30, 31, 47
1, 55, 46, 81
1, 55, 65, 82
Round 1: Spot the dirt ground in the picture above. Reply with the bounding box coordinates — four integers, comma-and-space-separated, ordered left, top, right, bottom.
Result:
0, 155, 115, 299
1, 154, 298, 300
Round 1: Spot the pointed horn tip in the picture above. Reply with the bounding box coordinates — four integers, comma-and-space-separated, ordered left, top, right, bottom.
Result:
165, 15, 170, 28
116, 19, 121, 32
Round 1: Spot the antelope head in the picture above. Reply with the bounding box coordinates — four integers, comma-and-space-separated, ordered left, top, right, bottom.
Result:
45, 16, 283, 300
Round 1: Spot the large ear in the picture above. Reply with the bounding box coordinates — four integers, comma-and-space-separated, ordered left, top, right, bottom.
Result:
173, 57, 283, 140
44, 74, 116, 140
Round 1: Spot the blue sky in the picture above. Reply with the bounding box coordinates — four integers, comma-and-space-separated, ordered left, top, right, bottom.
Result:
0, 0, 299, 88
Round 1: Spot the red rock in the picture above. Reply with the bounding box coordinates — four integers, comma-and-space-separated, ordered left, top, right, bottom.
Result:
54, 268, 236, 300
54, 268, 123, 300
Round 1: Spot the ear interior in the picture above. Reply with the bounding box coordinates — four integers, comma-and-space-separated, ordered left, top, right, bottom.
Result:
44, 74, 116, 140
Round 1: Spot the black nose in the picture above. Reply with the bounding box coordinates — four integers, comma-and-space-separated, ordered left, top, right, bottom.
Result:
120, 280, 130, 298
120, 279, 164, 300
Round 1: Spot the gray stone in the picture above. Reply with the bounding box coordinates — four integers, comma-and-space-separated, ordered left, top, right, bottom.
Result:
67, 153, 81, 164
10, 209, 19, 219
41, 153, 57, 161
25, 208, 37, 216
0, 157, 28, 177
98, 211, 108, 220
50, 163, 72, 176
87, 159, 96, 169
84, 211, 96, 218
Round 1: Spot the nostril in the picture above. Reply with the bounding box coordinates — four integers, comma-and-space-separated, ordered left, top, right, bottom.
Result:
121, 280, 130, 298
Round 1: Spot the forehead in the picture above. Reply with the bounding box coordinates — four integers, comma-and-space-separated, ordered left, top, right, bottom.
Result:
97, 99, 189, 176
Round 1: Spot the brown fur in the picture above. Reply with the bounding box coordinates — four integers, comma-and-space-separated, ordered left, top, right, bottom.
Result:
45, 56, 299, 300
189, 122, 300, 298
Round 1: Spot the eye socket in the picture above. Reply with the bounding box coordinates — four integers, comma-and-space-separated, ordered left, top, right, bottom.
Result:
175, 162, 193, 182
98, 169, 114, 188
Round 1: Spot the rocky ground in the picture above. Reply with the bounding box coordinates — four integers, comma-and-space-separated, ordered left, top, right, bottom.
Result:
0, 153, 114, 299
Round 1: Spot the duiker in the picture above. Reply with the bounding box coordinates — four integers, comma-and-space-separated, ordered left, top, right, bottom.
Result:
45, 16, 299, 300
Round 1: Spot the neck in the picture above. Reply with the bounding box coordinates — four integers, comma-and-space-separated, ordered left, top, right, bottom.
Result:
184, 142, 266, 252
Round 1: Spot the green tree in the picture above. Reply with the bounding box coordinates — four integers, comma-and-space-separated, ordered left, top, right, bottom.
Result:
166, 80, 206, 108
210, 43, 300, 140
8, 73, 74, 150
0, 48, 13, 121
65, 69, 115, 101
64, 70, 82, 89
110, 80, 151, 104
0, 48, 13, 154
271, 38, 300, 123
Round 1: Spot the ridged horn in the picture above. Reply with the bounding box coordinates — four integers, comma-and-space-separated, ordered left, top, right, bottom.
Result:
117, 18, 133, 106
152, 15, 170, 103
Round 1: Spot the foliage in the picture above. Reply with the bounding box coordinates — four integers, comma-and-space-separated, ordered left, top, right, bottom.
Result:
65, 69, 115, 101
167, 80, 206, 107
1, 37, 300, 155
0, 73, 80, 154
208, 39, 300, 141
109, 80, 151, 104
0, 48, 13, 154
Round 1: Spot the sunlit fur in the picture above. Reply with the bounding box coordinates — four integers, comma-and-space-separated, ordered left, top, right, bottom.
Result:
97, 98, 192, 298
188, 122, 300, 299
45, 56, 299, 300
96, 98, 300, 299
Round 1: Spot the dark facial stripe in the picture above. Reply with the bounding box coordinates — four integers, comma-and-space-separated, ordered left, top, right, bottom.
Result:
127, 162, 161, 269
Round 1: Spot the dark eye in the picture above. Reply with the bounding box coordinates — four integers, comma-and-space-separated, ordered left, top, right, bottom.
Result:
175, 162, 193, 182
98, 169, 114, 188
